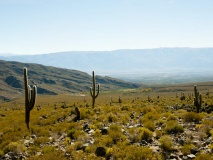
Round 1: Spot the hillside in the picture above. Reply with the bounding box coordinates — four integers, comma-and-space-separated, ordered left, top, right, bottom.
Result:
0, 60, 139, 101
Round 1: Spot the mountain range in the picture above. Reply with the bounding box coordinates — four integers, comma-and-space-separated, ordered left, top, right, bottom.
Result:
1, 48, 213, 84
1, 48, 213, 75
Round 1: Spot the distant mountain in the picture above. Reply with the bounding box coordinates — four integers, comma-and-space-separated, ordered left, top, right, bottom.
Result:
1, 48, 213, 75
0, 60, 139, 101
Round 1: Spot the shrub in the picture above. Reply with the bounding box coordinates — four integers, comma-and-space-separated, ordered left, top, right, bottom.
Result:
4, 142, 25, 154
34, 137, 49, 147
194, 153, 213, 160
159, 135, 173, 151
138, 127, 153, 142
67, 128, 80, 139
108, 124, 124, 143
155, 130, 163, 139
0, 150, 4, 158
181, 144, 194, 155
143, 120, 155, 131
165, 120, 184, 134
112, 145, 161, 159
108, 114, 117, 123
183, 112, 203, 123
42, 146, 55, 154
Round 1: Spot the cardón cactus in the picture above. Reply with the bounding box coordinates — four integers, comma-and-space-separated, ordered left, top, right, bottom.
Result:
194, 85, 202, 113
24, 67, 37, 129
90, 71, 100, 107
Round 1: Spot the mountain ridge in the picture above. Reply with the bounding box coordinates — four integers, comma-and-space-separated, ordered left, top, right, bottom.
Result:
1, 48, 213, 75
0, 60, 139, 101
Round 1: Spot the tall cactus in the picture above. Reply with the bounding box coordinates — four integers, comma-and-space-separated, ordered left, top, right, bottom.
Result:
24, 67, 37, 129
194, 85, 202, 113
90, 71, 100, 107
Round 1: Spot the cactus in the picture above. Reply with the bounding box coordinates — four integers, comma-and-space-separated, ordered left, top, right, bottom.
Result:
24, 67, 37, 129
90, 71, 100, 107
194, 85, 202, 113
75, 107, 80, 121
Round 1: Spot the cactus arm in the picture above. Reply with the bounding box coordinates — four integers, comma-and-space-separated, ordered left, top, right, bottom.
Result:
29, 86, 37, 111
95, 84, 100, 98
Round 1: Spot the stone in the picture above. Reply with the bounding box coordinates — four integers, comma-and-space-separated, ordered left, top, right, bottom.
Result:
88, 129, 94, 134
178, 139, 185, 145
95, 147, 106, 157
31, 134, 37, 139
100, 127, 108, 135
83, 122, 90, 131
191, 147, 199, 155
187, 154, 196, 159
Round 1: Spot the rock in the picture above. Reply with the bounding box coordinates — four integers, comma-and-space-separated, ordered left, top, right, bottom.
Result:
178, 139, 185, 145
31, 134, 37, 139
83, 122, 90, 131
88, 129, 94, 134
191, 147, 199, 155
187, 154, 196, 159
82, 143, 89, 150
170, 153, 178, 159
128, 126, 134, 129
0, 114, 6, 117
95, 147, 106, 157
100, 127, 108, 135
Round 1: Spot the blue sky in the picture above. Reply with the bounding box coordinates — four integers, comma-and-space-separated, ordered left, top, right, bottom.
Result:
0, 0, 213, 55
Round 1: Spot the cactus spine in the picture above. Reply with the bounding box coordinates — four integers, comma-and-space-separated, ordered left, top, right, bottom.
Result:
90, 71, 100, 107
194, 85, 202, 113
24, 67, 37, 129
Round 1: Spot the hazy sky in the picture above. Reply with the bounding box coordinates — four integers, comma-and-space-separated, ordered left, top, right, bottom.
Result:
0, 0, 213, 55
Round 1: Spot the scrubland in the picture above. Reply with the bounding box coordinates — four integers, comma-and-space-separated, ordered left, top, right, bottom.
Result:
0, 88, 213, 159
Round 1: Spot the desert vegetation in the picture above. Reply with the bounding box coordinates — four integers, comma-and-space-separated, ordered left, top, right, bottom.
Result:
0, 67, 213, 160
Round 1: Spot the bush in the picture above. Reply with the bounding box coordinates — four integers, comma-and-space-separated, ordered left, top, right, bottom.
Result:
165, 120, 184, 134
181, 144, 194, 156
159, 135, 173, 151
4, 142, 25, 154
194, 153, 213, 160
143, 120, 155, 131
138, 127, 153, 142
112, 145, 161, 159
108, 114, 117, 123
108, 124, 124, 143
42, 146, 55, 154
183, 112, 203, 123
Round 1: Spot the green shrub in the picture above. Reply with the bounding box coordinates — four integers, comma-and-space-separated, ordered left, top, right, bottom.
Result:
108, 124, 124, 143
138, 127, 153, 142
143, 120, 155, 131
108, 114, 118, 123
159, 135, 173, 151
194, 153, 213, 160
155, 130, 163, 139
0, 150, 4, 158
183, 112, 203, 123
4, 142, 25, 154
112, 145, 161, 159
42, 146, 55, 154
67, 128, 81, 139
181, 144, 194, 155
165, 120, 184, 134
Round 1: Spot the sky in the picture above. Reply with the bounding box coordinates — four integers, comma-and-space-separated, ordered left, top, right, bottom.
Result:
0, 0, 213, 55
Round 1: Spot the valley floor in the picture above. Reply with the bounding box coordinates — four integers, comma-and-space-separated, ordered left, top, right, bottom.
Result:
0, 85, 213, 159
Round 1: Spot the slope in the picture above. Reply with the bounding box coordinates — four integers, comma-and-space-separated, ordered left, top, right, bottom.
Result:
0, 60, 139, 101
